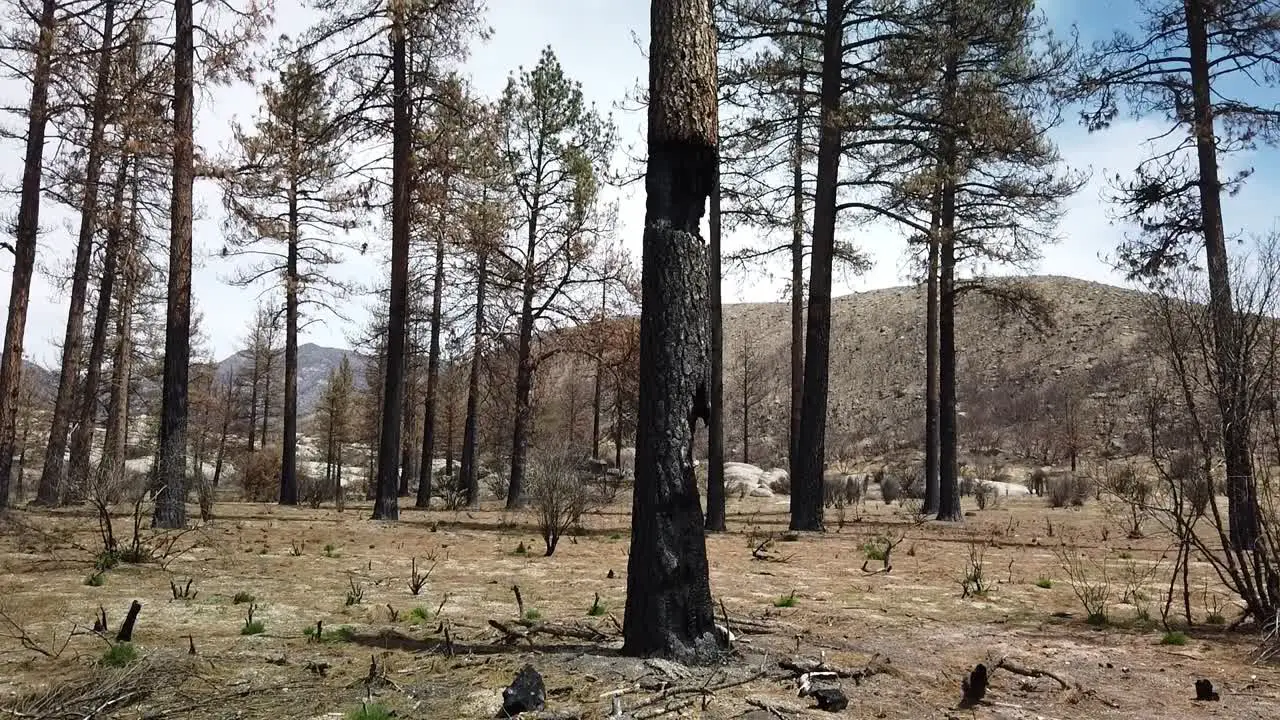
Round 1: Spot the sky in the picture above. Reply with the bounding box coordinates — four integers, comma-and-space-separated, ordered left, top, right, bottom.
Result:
2, 0, 1278, 364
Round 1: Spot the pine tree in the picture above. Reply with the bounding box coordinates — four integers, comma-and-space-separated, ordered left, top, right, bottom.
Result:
493, 47, 618, 508
220, 48, 361, 506
1072, 0, 1280, 552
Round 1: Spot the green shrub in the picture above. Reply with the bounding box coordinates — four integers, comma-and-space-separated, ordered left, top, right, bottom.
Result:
774, 591, 797, 608
1160, 631, 1188, 646
100, 643, 138, 667
85, 572, 106, 587
523, 608, 542, 622
1035, 577, 1053, 589
346, 703, 393, 720
409, 606, 431, 623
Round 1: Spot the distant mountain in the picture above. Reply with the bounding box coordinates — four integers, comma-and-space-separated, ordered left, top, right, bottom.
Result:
216, 343, 367, 416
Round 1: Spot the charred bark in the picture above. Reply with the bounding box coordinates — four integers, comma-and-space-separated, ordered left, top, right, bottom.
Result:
923, 185, 942, 516
935, 49, 962, 523
1185, 0, 1256, 549
705, 151, 726, 532
790, 0, 845, 533
373, 10, 410, 521
416, 223, 448, 509
68, 150, 130, 503
280, 179, 300, 506
623, 0, 722, 663
461, 251, 488, 508
788, 88, 805, 477
0, 0, 57, 509
154, 0, 196, 529
37, 0, 120, 506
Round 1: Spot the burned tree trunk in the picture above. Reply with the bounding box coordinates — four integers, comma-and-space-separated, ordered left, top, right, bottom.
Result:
416, 223, 448, 509
68, 151, 131, 503
923, 185, 942, 516
1184, 0, 1257, 549
790, 0, 846, 533
935, 51, 962, 523
705, 149, 726, 533
37, 0, 120, 506
788, 88, 805, 479
461, 251, 488, 508
153, 0, 195, 529
372, 8, 410, 521
623, 0, 722, 662
280, 183, 300, 506
0, 0, 57, 510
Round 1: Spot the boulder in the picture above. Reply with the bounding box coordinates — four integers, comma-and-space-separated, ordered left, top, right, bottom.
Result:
502, 664, 546, 716
750, 486, 773, 498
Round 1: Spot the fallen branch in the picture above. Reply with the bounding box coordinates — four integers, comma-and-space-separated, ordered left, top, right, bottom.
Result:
993, 655, 1081, 701
488, 618, 609, 647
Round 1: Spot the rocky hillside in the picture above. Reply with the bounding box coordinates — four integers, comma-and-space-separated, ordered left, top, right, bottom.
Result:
536, 275, 1162, 468
215, 343, 367, 415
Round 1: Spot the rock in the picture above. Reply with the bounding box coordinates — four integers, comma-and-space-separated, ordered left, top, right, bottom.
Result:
502, 664, 546, 715
1194, 679, 1220, 702
750, 487, 773, 498
810, 687, 848, 712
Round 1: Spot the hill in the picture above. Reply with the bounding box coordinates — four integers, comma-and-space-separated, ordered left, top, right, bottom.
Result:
215, 343, 367, 416
534, 275, 1159, 468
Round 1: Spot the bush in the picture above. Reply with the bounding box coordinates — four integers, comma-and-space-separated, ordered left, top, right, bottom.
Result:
974, 480, 993, 510
101, 643, 138, 667
298, 469, 334, 508
483, 471, 509, 501
880, 473, 901, 504
527, 449, 596, 556
1047, 474, 1089, 508
240, 447, 282, 502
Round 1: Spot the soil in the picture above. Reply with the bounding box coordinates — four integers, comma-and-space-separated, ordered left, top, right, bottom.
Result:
0, 493, 1277, 719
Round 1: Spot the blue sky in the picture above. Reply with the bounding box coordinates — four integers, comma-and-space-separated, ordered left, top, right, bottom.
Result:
2, 0, 1277, 363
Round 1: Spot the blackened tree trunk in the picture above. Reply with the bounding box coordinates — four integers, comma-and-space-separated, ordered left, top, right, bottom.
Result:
280, 182, 300, 505
246, 372, 258, 453
461, 252, 488, 508
260, 352, 272, 447
212, 376, 233, 486
0, 0, 57, 509
373, 9, 410, 521
623, 0, 722, 662
591, 281, 606, 458
923, 185, 942, 516
416, 224, 448, 508
789, 0, 845, 533
398, 356, 415, 496
741, 342, 751, 463
705, 150, 726, 532
68, 151, 130, 502
506, 255, 538, 509
1185, 0, 1256, 549
154, 0, 196, 529
37, 0, 120, 506
100, 175, 141, 494
935, 51, 962, 524
788, 89, 805, 475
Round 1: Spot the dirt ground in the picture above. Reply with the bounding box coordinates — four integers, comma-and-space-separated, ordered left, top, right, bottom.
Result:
0, 492, 1277, 719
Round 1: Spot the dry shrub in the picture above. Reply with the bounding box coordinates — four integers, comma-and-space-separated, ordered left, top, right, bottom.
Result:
484, 471, 509, 500
298, 470, 331, 508
1047, 473, 1089, 508
240, 447, 281, 502
527, 449, 596, 557
880, 473, 901, 504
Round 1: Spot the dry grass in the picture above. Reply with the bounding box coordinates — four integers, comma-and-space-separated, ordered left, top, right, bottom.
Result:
1, 493, 1278, 719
